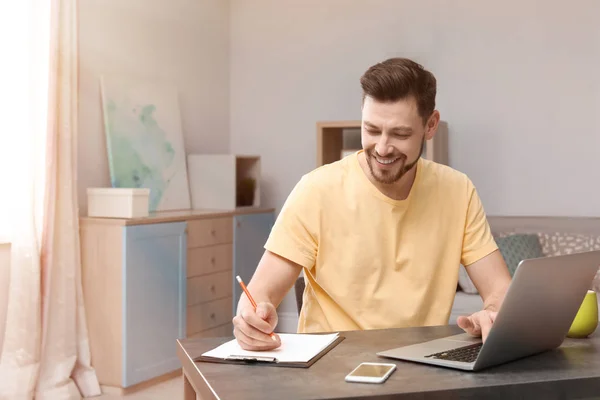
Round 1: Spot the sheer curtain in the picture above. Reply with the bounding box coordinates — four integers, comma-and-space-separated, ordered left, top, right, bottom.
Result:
0, 0, 101, 398
0, 0, 49, 396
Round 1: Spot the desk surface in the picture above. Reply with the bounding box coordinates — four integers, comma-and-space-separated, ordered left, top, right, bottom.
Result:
177, 325, 600, 400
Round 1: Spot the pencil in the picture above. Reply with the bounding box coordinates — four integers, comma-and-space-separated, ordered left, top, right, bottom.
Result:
236, 275, 277, 341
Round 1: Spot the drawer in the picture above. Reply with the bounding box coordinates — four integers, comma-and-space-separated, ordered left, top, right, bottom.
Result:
187, 244, 232, 277
189, 322, 233, 339
187, 271, 232, 306
187, 217, 233, 248
187, 296, 232, 335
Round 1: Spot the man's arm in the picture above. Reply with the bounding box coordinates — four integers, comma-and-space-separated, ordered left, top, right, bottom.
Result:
234, 174, 320, 350
466, 249, 512, 312
456, 175, 512, 342
233, 250, 303, 350
457, 249, 512, 342
236, 250, 303, 313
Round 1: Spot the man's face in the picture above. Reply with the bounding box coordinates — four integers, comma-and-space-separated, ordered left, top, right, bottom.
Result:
361, 95, 434, 184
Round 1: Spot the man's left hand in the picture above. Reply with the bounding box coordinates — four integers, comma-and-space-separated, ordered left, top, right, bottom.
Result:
457, 309, 498, 343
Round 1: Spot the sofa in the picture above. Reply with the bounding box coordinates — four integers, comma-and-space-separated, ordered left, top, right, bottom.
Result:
451, 216, 600, 324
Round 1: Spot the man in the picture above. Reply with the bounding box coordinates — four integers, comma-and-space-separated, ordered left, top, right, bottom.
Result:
232, 57, 512, 351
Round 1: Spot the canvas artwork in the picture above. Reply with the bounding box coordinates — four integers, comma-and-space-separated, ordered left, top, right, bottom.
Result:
100, 75, 191, 212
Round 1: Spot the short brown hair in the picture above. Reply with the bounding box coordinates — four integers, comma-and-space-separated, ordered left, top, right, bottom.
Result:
360, 58, 436, 124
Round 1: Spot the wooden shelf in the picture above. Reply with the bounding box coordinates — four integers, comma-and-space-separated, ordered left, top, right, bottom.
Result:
316, 120, 361, 167
316, 120, 449, 167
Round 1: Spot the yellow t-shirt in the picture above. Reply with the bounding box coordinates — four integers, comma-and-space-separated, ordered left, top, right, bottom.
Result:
264, 150, 498, 333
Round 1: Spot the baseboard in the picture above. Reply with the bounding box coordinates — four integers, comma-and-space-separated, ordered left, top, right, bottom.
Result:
100, 369, 181, 396
276, 311, 299, 333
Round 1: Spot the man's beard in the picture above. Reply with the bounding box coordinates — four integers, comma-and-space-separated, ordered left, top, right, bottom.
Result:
365, 138, 424, 184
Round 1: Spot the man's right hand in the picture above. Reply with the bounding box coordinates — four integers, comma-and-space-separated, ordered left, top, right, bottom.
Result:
233, 301, 281, 351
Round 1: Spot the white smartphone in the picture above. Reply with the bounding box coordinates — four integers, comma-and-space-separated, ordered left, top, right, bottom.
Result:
344, 362, 397, 384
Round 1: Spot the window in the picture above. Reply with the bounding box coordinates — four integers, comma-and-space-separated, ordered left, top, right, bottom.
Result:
0, 0, 50, 243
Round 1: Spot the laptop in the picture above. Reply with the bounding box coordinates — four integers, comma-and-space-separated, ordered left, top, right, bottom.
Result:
377, 250, 600, 371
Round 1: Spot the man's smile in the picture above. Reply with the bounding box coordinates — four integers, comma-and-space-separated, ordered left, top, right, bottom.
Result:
374, 155, 399, 165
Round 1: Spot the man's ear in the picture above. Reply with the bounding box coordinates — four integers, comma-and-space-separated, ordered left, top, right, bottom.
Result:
425, 110, 440, 140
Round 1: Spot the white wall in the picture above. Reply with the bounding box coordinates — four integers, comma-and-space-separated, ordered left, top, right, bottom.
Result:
230, 0, 600, 218
78, 0, 230, 214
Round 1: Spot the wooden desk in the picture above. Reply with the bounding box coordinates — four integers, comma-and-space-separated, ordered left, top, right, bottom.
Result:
176, 325, 600, 399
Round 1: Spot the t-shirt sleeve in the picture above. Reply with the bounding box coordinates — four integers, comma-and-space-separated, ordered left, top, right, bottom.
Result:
461, 179, 498, 266
264, 175, 320, 269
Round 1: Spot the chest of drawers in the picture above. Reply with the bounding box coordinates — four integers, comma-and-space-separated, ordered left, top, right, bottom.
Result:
80, 207, 274, 391
186, 216, 234, 338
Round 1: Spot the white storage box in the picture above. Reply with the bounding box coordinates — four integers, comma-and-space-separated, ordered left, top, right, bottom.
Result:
87, 188, 150, 218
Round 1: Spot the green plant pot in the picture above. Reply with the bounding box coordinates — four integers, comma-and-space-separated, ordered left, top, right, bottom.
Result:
567, 290, 599, 338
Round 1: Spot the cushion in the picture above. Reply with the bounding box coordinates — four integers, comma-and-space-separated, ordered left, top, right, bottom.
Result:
538, 232, 600, 292
537, 232, 600, 257
496, 233, 544, 276
457, 231, 600, 293
457, 233, 544, 293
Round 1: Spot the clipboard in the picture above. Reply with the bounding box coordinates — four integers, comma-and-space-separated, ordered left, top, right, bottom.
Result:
194, 333, 345, 368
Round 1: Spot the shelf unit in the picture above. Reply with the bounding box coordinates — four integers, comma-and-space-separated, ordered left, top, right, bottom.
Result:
187, 154, 261, 210
316, 120, 449, 167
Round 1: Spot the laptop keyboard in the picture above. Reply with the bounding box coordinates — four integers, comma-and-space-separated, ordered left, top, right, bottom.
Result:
424, 342, 483, 363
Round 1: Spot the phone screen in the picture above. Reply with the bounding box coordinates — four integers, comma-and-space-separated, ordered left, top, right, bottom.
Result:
348, 363, 395, 378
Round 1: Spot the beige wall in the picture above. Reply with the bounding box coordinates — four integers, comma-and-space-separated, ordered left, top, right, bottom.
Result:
230, 0, 600, 218
78, 0, 230, 214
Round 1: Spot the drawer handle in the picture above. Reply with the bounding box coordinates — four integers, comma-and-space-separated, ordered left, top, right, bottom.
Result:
210, 257, 216, 265
210, 313, 216, 319
210, 285, 215, 292
211, 229, 216, 236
